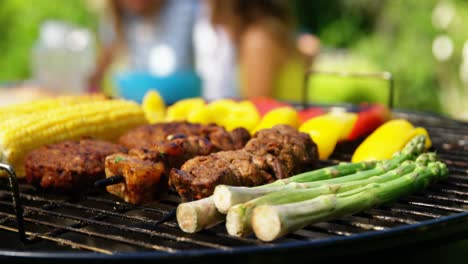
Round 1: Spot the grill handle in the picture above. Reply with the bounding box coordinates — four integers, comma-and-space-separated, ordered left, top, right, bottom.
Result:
0, 163, 30, 243
302, 69, 395, 109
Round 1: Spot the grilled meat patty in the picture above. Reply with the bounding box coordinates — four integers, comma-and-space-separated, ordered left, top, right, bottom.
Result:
105, 123, 251, 204
170, 150, 282, 200
244, 125, 317, 176
170, 125, 319, 201
118, 121, 250, 150
25, 139, 127, 190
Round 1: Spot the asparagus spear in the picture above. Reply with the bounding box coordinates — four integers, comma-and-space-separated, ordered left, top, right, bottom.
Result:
251, 161, 448, 242
177, 135, 427, 233
226, 153, 437, 237
215, 135, 427, 213
177, 158, 378, 232
214, 161, 377, 213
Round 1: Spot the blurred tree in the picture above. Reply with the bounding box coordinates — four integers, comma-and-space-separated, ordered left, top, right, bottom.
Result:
353, 0, 443, 112
0, 0, 97, 81
295, 0, 467, 114
294, 0, 383, 47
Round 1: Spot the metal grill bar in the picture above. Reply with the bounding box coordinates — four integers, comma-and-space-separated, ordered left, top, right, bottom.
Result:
0, 211, 176, 253
0, 195, 254, 250
0, 111, 467, 255
0, 222, 113, 254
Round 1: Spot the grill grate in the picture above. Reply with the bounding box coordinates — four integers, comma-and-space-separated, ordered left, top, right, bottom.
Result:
0, 110, 467, 256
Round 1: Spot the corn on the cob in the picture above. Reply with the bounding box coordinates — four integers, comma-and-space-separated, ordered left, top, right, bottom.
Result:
0, 99, 148, 177
0, 94, 108, 120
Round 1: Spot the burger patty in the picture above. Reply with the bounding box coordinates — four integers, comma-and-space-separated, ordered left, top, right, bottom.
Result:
118, 121, 250, 150
25, 139, 127, 190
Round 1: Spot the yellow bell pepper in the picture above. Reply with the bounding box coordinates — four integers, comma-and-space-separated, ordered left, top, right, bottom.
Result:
222, 100, 260, 132
252, 107, 299, 134
187, 105, 215, 124
351, 119, 432, 162
185, 99, 260, 131
142, 90, 166, 124
205, 99, 239, 125
166, 98, 205, 121
299, 112, 358, 160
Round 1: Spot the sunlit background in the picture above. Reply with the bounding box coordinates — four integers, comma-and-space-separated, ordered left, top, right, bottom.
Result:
0, 0, 466, 120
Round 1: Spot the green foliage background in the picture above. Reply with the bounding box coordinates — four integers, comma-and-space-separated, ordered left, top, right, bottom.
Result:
0, 0, 97, 81
297, 0, 468, 118
0, 0, 466, 118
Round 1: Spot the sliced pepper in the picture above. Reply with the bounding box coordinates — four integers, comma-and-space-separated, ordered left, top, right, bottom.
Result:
142, 90, 166, 124
252, 107, 299, 133
222, 100, 260, 132
347, 104, 390, 141
351, 119, 432, 162
298, 107, 326, 124
187, 105, 215, 125
250, 97, 291, 117
187, 99, 238, 125
299, 112, 358, 160
166, 98, 205, 121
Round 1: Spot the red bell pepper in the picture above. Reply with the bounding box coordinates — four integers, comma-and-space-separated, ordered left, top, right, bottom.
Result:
347, 104, 391, 141
298, 107, 326, 124
250, 97, 291, 117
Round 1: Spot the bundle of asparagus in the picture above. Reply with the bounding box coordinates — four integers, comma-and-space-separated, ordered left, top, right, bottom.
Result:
176, 135, 448, 242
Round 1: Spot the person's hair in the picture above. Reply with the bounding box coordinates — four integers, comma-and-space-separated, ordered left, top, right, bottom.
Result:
210, 0, 295, 48
107, 0, 125, 44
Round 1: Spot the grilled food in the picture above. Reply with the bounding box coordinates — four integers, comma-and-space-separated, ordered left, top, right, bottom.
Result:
0, 99, 147, 177
105, 123, 251, 204
105, 155, 166, 204
118, 121, 250, 150
25, 139, 127, 190
0, 94, 108, 120
170, 125, 318, 201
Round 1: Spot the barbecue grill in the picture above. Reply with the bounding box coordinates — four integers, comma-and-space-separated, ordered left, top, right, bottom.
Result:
1, 73, 467, 263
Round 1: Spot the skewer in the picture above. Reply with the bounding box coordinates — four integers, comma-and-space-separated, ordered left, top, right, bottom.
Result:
94, 175, 125, 188
154, 208, 177, 226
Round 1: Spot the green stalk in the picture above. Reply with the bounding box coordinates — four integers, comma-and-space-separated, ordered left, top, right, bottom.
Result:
176, 196, 224, 233
215, 136, 426, 213
226, 158, 426, 237
213, 161, 377, 213
178, 135, 428, 233
251, 161, 448, 242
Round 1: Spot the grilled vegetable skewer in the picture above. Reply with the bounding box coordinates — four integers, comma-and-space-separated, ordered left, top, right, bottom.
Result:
252, 161, 448, 241
104, 126, 251, 205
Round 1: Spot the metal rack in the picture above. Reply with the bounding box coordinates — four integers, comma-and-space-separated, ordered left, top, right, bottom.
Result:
0, 111, 467, 261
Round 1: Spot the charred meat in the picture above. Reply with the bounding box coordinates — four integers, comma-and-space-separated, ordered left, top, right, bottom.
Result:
244, 125, 317, 176
105, 154, 166, 205
25, 139, 127, 190
118, 121, 250, 150
105, 123, 251, 204
170, 125, 318, 201
170, 150, 283, 200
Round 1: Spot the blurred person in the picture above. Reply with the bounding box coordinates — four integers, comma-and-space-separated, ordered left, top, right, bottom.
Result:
89, 0, 198, 102
200, 0, 319, 101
